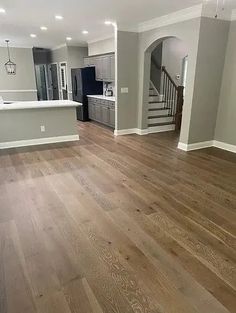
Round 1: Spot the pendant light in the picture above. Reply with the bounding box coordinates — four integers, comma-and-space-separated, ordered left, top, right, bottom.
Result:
5, 40, 16, 75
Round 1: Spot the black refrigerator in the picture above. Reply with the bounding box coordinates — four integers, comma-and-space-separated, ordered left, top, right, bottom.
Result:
71, 67, 103, 121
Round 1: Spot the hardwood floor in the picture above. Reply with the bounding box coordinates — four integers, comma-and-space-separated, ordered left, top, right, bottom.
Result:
0, 121, 236, 313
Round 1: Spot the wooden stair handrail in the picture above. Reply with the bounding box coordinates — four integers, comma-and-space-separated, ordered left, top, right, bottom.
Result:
161, 66, 178, 90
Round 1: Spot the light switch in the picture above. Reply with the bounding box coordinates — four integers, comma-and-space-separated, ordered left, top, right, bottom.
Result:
121, 87, 129, 94
40, 125, 45, 132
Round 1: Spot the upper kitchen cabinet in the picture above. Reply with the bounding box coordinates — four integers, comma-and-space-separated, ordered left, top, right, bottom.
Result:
84, 53, 115, 82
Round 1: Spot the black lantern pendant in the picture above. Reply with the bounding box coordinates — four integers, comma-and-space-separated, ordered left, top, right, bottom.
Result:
5, 40, 16, 75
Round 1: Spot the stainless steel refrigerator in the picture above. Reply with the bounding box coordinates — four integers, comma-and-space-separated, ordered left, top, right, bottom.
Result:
71, 67, 103, 121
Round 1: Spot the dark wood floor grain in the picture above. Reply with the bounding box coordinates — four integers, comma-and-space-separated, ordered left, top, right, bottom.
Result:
0, 121, 236, 313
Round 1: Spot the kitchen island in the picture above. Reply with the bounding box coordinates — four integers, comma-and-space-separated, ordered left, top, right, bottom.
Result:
0, 100, 81, 149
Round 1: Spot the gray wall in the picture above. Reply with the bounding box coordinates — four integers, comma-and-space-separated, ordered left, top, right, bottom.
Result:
215, 20, 236, 146
67, 46, 88, 94
137, 17, 201, 145
49, 45, 68, 64
49, 45, 88, 99
150, 43, 162, 92
188, 17, 229, 144
0, 107, 77, 143
162, 38, 188, 85
116, 31, 139, 130
0, 47, 37, 101
88, 38, 115, 56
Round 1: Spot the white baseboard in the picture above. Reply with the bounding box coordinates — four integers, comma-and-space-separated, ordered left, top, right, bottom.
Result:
178, 140, 213, 151
213, 140, 236, 153
114, 128, 138, 136
178, 140, 236, 153
0, 134, 79, 149
114, 125, 175, 136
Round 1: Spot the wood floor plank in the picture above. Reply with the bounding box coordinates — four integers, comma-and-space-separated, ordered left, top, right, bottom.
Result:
0, 122, 235, 313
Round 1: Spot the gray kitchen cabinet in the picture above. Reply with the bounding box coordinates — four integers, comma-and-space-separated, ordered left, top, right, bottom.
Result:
84, 53, 115, 82
101, 105, 110, 125
109, 108, 115, 127
88, 100, 95, 120
88, 97, 115, 128
95, 102, 102, 121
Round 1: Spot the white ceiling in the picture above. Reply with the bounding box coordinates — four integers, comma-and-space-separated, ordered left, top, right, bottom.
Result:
0, 0, 236, 49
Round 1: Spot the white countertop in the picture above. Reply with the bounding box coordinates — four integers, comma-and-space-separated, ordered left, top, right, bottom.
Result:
87, 95, 115, 102
0, 100, 81, 111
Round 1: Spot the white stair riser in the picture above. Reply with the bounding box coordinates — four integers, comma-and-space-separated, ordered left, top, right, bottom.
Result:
148, 102, 165, 109
148, 124, 175, 133
149, 96, 160, 102
149, 90, 158, 96
148, 116, 173, 124
148, 109, 169, 117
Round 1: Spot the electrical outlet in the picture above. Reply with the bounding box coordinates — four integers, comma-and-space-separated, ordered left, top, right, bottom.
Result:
40, 125, 45, 132
121, 87, 129, 94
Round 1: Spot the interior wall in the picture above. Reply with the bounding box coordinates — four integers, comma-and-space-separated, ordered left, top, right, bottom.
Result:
88, 37, 115, 56
67, 46, 88, 96
49, 45, 88, 99
49, 45, 68, 64
137, 17, 201, 144
116, 31, 139, 131
188, 17, 229, 144
162, 38, 188, 85
214, 20, 236, 146
150, 43, 162, 92
0, 47, 37, 101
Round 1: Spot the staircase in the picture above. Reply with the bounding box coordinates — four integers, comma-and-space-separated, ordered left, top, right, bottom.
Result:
148, 82, 175, 132
148, 59, 184, 133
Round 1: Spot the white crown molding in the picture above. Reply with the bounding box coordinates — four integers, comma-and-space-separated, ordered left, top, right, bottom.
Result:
132, 4, 203, 33
87, 35, 114, 45
0, 135, 79, 150
51, 43, 67, 51
0, 89, 37, 93
121, 3, 236, 34
231, 9, 236, 21
0, 44, 33, 48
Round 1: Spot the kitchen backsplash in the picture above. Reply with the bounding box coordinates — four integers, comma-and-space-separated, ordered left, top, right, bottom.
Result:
103, 81, 115, 96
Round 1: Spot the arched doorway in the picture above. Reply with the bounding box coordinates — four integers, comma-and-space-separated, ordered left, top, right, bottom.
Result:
145, 36, 188, 135
137, 30, 198, 145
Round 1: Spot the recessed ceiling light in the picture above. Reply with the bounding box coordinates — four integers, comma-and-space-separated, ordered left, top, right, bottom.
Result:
55, 15, 63, 20
82, 30, 88, 35
30, 34, 37, 38
105, 21, 112, 25
66, 37, 72, 41
40, 26, 47, 31
0, 8, 6, 13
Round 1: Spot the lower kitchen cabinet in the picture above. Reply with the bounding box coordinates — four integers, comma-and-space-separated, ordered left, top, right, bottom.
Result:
88, 97, 115, 128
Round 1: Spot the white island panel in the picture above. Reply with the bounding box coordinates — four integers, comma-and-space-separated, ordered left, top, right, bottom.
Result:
0, 100, 81, 149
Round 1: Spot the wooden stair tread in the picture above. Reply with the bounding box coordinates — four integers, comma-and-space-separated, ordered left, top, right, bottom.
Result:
148, 121, 175, 127
148, 107, 170, 111
149, 101, 166, 104
148, 115, 172, 119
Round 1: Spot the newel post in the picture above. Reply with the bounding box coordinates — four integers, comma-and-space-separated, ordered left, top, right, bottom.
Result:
175, 86, 184, 131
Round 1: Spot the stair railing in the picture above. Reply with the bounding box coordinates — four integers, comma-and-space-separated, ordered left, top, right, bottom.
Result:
151, 57, 184, 128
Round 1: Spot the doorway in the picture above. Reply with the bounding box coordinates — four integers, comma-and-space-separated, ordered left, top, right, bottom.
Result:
35, 65, 48, 101
59, 62, 68, 100
48, 63, 60, 100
